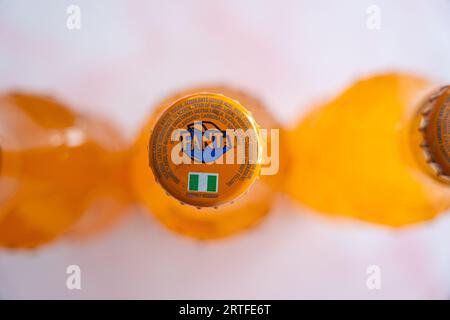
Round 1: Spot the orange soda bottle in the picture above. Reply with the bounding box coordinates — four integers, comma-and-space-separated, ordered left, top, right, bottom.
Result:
0, 93, 131, 248
287, 73, 450, 226
131, 86, 285, 239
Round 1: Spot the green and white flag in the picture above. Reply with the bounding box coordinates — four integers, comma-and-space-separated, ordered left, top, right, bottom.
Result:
188, 172, 218, 193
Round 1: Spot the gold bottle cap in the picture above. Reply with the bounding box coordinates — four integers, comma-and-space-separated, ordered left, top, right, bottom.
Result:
420, 85, 450, 183
148, 93, 262, 208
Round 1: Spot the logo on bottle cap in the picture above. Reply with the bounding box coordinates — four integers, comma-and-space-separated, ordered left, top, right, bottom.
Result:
420, 85, 450, 183
148, 93, 263, 207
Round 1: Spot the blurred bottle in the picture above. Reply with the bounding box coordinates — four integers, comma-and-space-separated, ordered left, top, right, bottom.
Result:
0, 93, 131, 248
131, 86, 285, 239
287, 73, 450, 226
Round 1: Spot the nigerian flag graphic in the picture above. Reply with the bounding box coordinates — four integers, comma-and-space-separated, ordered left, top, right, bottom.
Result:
188, 172, 218, 193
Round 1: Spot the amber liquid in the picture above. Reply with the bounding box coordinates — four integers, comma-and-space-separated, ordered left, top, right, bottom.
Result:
131, 86, 286, 239
287, 73, 450, 226
0, 93, 131, 248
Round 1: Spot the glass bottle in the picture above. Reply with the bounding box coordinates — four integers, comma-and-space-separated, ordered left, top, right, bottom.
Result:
287, 73, 449, 226
0, 93, 130, 248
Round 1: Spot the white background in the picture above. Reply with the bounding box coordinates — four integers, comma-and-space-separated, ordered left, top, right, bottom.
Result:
0, 0, 449, 299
